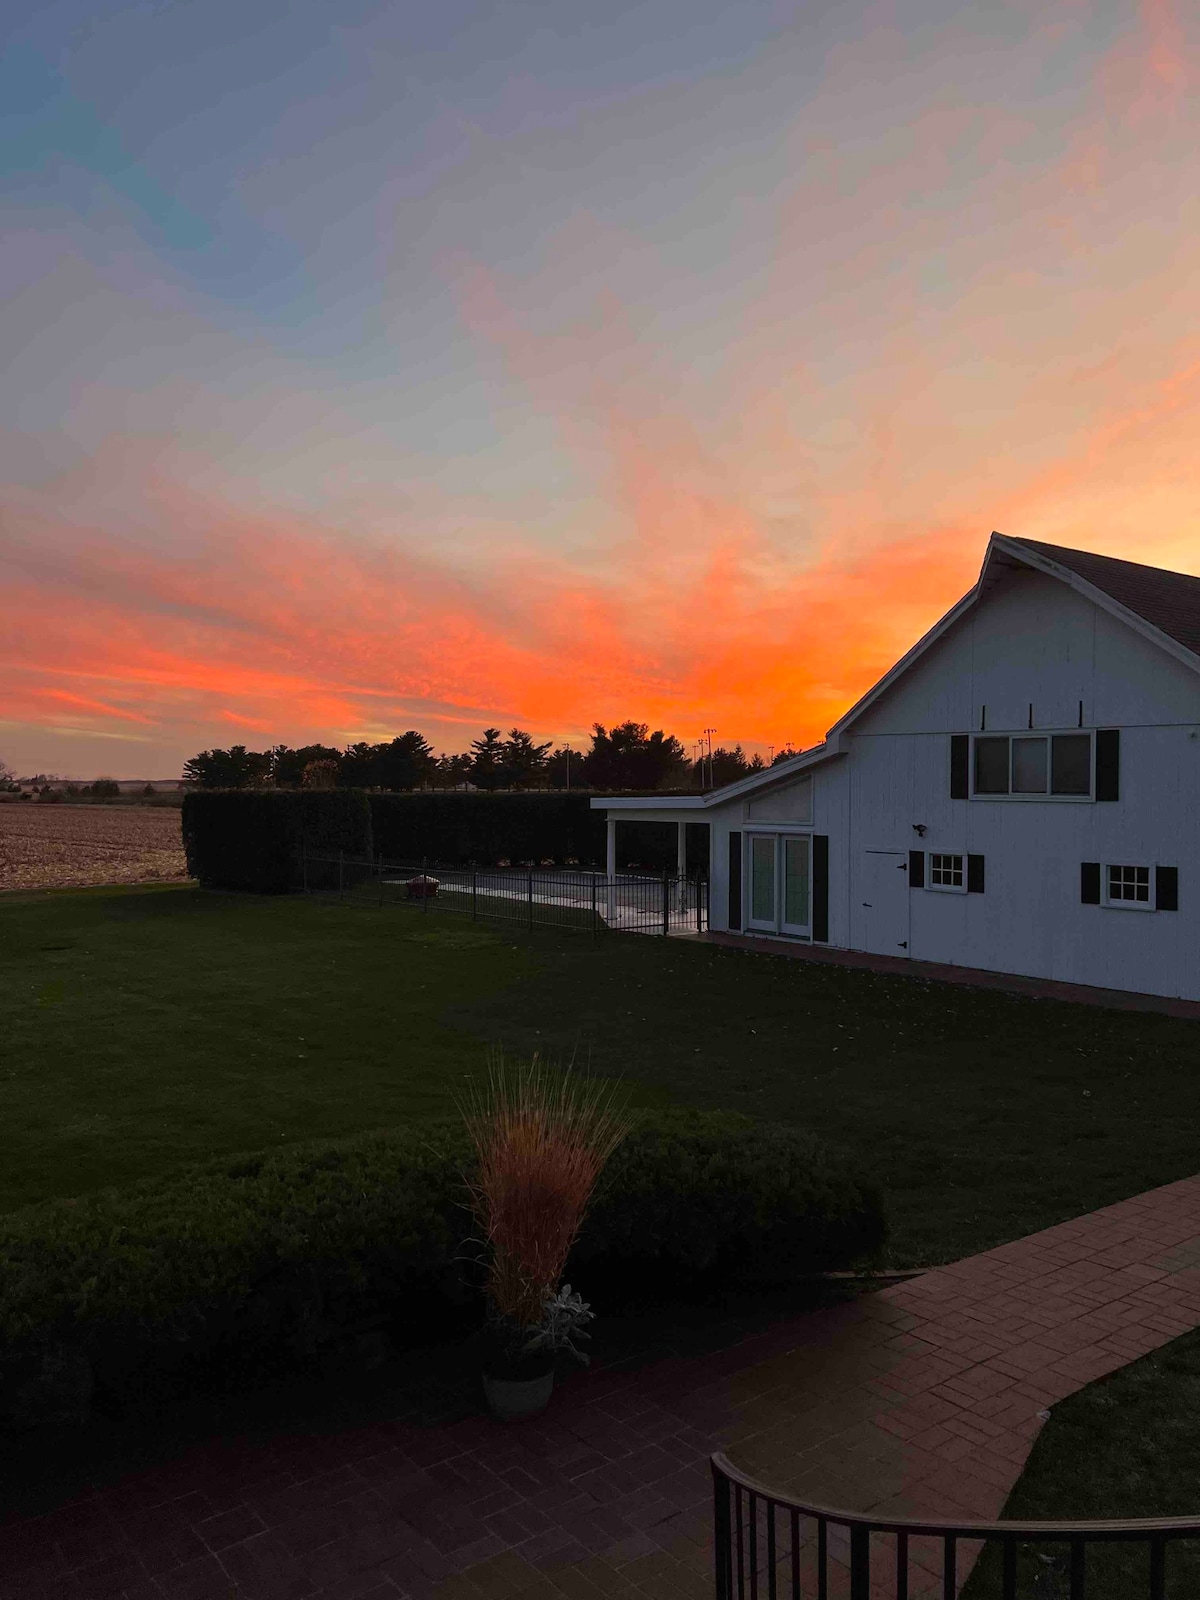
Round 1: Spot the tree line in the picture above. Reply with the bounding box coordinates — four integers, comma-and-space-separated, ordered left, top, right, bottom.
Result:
181, 723, 804, 793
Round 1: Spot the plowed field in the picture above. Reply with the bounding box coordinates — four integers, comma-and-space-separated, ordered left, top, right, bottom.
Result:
0, 804, 187, 891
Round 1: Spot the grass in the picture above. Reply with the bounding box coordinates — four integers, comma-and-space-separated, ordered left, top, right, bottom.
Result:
4, 883, 1200, 1266
963, 1327, 1200, 1598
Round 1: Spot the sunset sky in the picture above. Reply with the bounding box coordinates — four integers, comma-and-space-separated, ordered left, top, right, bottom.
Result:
3, 0, 1200, 775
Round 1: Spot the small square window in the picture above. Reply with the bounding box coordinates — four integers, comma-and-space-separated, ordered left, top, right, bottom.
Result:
1107, 864, 1150, 905
929, 853, 964, 889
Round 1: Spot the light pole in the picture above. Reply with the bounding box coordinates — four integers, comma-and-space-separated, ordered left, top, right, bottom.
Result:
702, 727, 716, 789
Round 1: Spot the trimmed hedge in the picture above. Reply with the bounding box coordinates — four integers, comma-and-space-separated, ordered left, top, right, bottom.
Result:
179, 789, 712, 889
368, 791, 607, 867
0, 1112, 883, 1430
182, 789, 373, 892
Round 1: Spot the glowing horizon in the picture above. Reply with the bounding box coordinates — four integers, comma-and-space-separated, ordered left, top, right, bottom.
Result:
4, 0, 1200, 776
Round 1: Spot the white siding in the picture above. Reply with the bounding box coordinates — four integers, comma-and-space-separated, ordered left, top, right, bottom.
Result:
601, 555, 1200, 999
846, 563, 1200, 997
855, 566, 1200, 738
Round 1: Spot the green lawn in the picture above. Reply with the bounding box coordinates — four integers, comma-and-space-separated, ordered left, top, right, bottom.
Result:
4, 884, 1200, 1266
963, 1328, 1200, 1598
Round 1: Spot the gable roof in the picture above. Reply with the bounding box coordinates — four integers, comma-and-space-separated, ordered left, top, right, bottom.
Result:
595, 532, 1200, 813
1008, 539, 1200, 659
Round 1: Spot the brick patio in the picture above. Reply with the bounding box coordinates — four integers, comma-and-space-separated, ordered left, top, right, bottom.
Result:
7, 1175, 1200, 1599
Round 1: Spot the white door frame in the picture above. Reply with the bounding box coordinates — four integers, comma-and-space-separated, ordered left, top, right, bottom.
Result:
744, 830, 813, 937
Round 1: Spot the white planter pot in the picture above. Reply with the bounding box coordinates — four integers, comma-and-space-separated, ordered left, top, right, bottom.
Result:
482, 1369, 554, 1421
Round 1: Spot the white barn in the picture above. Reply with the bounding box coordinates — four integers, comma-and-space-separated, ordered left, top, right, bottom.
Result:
593, 533, 1200, 1002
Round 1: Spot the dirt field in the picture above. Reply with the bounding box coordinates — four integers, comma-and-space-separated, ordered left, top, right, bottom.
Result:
0, 804, 188, 892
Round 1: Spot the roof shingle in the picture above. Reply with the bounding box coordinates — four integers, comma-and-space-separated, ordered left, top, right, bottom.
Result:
1011, 537, 1200, 659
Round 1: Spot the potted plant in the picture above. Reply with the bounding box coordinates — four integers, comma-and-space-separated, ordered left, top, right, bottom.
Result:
481, 1285, 595, 1422
462, 1055, 628, 1423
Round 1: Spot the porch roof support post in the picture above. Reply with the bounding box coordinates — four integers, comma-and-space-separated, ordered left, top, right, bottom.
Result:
677, 819, 687, 879
606, 816, 617, 926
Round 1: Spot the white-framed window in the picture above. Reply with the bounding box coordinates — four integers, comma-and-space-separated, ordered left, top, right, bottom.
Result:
1106, 863, 1151, 908
929, 852, 965, 890
972, 732, 1092, 799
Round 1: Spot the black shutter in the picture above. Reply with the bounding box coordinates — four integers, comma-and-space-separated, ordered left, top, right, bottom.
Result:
1095, 729, 1120, 801
950, 735, 969, 799
812, 834, 829, 942
967, 854, 985, 894
727, 832, 742, 930
1157, 865, 1179, 911
908, 850, 925, 888
1081, 862, 1101, 904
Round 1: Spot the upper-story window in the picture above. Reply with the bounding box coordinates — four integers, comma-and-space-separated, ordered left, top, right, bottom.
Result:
952, 729, 1118, 802
972, 733, 1092, 797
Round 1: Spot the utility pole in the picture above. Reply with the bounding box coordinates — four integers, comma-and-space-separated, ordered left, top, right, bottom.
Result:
702, 727, 716, 789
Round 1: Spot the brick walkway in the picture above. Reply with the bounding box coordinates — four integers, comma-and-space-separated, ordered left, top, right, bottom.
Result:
7, 1176, 1200, 1600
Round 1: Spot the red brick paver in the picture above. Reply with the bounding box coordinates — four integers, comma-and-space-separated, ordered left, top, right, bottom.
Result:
7, 1176, 1200, 1599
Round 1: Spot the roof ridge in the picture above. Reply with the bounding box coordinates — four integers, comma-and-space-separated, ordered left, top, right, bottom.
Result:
1008, 536, 1200, 587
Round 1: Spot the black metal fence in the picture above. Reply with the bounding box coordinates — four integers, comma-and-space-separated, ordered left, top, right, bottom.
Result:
299, 852, 708, 937
712, 1452, 1200, 1599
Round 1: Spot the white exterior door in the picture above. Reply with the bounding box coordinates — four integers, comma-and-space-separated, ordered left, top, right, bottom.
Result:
746, 833, 811, 936
859, 849, 910, 956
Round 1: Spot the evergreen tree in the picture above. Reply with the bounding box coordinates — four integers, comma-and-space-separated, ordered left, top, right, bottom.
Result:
581, 722, 689, 791
500, 728, 552, 788
181, 746, 272, 788
269, 744, 344, 787
433, 752, 474, 788
374, 732, 436, 790
469, 728, 506, 791
545, 746, 583, 789
706, 745, 751, 787
340, 742, 380, 787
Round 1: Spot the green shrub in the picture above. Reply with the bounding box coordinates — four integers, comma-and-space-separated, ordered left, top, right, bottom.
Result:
182, 789, 373, 892
0, 1112, 884, 1430
369, 791, 608, 867
581, 1112, 885, 1292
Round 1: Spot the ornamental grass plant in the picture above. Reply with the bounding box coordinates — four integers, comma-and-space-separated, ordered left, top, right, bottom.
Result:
461, 1054, 630, 1349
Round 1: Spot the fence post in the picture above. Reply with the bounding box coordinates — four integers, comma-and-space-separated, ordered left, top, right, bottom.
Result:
527, 866, 534, 932
301, 843, 308, 895
849, 1523, 870, 1600
472, 867, 478, 922
712, 1464, 732, 1600
338, 849, 344, 900
591, 873, 597, 939
378, 853, 384, 909
662, 871, 670, 936
423, 856, 429, 914
696, 873, 702, 934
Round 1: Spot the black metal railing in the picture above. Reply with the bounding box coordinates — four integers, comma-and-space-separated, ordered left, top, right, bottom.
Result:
298, 852, 708, 937
712, 1453, 1200, 1599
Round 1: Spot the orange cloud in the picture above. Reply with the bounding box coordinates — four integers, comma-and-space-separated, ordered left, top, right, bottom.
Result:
6, 0, 1200, 773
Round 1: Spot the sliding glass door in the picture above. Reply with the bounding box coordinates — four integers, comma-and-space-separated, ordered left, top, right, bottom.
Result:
746, 833, 811, 936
